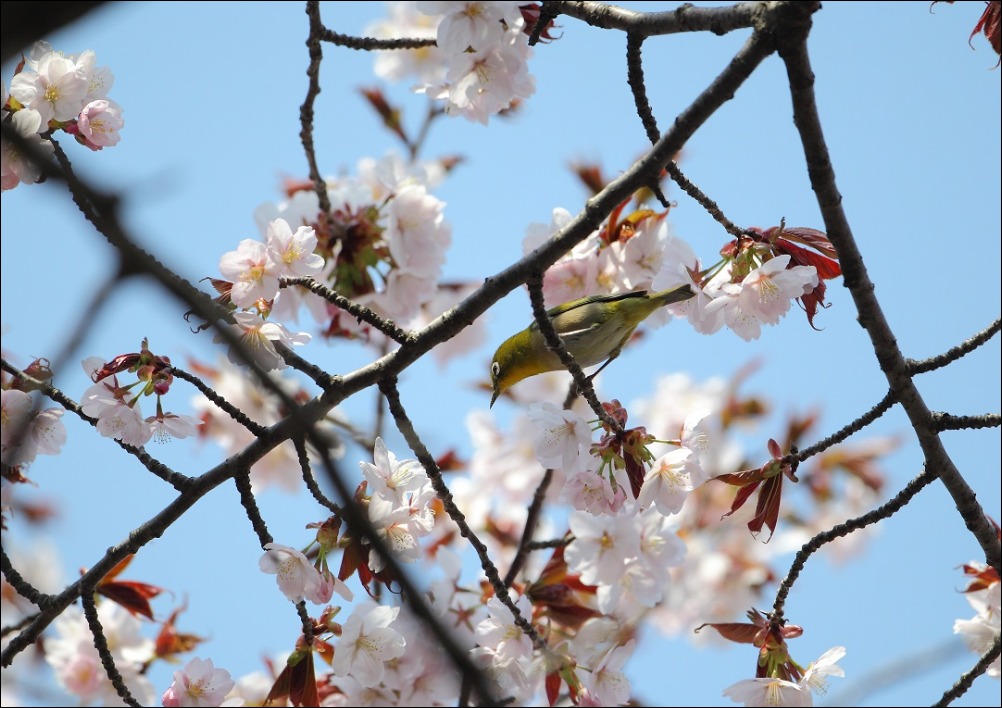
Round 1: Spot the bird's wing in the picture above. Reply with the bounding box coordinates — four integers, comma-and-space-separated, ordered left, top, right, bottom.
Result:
542, 290, 649, 319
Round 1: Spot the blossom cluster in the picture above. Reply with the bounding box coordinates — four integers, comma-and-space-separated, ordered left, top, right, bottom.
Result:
256, 437, 435, 608
241, 439, 654, 705
953, 559, 1002, 678
213, 217, 321, 371
1, 365, 67, 471
79, 340, 201, 448
243, 154, 477, 356
367, 1, 539, 124
2, 41, 123, 190
524, 202, 836, 345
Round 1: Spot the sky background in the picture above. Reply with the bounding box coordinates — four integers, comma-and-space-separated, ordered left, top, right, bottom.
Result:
2, 2, 1000, 706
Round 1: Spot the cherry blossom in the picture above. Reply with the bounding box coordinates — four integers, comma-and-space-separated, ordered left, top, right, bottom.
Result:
723, 676, 811, 707
331, 604, 406, 688
219, 239, 280, 308
704, 256, 819, 341
526, 401, 592, 472
9, 51, 88, 125
652, 236, 726, 335
307, 568, 354, 605
146, 409, 202, 443
565, 511, 641, 590
367, 490, 436, 572
80, 378, 153, 447
264, 218, 324, 279
799, 646, 846, 696
258, 543, 324, 604
435, 38, 535, 125
1, 389, 66, 466
221, 311, 310, 371
1, 107, 55, 191
607, 213, 672, 292
423, 1, 524, 54
561, 465, 628, 515
638, 447, 697, 516
360, 437, 427, 505
161, 657, 236, 707
474, 594, 534, 664
73, 49, 115, 102
579, 640, 634, 706
469, 645, 536, 704
75, 99, 124, 149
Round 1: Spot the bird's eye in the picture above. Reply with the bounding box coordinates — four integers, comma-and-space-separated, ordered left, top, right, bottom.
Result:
491, 361, 501, 379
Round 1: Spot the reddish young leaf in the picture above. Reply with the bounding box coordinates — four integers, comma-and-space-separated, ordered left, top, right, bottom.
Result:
95, 555, 163, 620
774, 238, 842, 280
693, 621, 763, 645
970, 1, 1002, 57
749, 474, 784, 540
154, 605, 204, 660
545, 671, 562, 706
289, 649, 320, 707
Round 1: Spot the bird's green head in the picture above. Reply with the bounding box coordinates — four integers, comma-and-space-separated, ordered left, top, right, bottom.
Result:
489, 328, 547, 407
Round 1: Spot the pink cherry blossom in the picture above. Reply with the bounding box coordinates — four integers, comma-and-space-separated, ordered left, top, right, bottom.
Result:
219, 239, 279, 308
76, 99, 124, 149
264, 218, 324, 279
331, 604, 406, 688
1, 108, 56, 191
9, 51, 88, 125
258, 543, 324, 604
162, 657, 235, 707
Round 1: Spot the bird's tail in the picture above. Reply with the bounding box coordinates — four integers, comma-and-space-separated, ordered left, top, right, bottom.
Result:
650, 283, 696, 306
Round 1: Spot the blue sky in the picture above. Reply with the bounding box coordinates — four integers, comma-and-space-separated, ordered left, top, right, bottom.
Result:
2, 2, 1000, 706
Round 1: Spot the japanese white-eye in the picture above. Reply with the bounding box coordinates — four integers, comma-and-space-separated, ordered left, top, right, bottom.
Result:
489, 283, 695, 406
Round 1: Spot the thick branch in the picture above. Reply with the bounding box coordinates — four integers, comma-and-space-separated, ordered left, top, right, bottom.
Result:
777, 24, 1001, 573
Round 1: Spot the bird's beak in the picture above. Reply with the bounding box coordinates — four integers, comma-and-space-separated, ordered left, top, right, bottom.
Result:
490, 388, 499, 408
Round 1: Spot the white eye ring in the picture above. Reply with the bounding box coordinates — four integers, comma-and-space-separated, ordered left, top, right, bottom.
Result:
491, 361, 501, 378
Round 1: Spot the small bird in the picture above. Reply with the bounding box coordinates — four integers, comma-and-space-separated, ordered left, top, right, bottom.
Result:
489, 283, 695, 406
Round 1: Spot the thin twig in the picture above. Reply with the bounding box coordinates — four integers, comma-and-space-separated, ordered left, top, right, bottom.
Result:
319, 27, 436, 51
934, 413, 1001, 432
379, 379, 547, 653
0, 545, 51, 609
772, 466, 937, 623
525, 537, 573, 552
625, 32, 670, 208
81, 594, 141, 708
281, 276, 411, 343
908, 318, 1001, 375
664, 160, 748, 240
552, 1, 763, 37
232, 469, 273, 548
292, 435, 340, 514
790, 389, 896, 463
301, 2, 335, 236
170, 366, 268, 437
626, 33, 660, 145
933, 633, 1002, 707
275, 343, 342, 393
